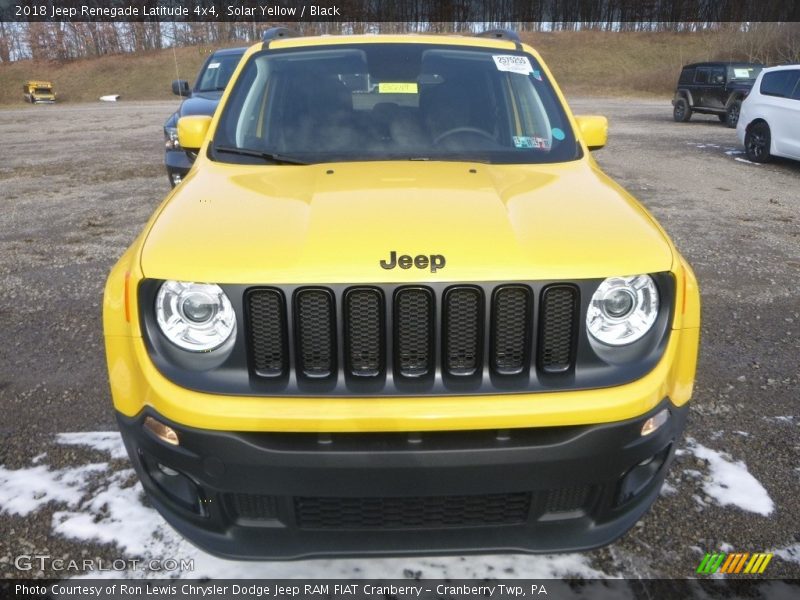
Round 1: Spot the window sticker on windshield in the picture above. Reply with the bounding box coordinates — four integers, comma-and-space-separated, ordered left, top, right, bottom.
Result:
493, 55, 533, 75
513, 136, 550, 149
532, 69, 543, 81
733, 68, 751, 78
207, 62, 220, 69
378, 82, 418, 94
552, 128, 565, 141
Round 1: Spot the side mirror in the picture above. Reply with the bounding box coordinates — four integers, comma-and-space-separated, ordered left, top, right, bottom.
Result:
575, 115, 608, 151
172, 79, 190, 97
177, 115, 212, 151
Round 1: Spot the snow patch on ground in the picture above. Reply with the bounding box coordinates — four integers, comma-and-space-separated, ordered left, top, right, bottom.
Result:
763, 415, 796, 425
774, 544, 800, 564
0, 463, 107, 517
660, 480, 677, 496
1, 432, 613, 580
687, 441, 774, 516
56, 431, 129, 460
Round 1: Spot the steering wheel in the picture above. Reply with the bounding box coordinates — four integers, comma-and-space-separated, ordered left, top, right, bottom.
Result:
433, 127, 495, 145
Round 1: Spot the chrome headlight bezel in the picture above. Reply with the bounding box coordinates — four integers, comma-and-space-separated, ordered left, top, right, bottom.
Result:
155, 281, 236, 352
586, 274, 660, 346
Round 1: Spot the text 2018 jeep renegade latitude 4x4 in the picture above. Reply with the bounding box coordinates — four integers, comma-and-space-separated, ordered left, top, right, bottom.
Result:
104, 30, 700, 559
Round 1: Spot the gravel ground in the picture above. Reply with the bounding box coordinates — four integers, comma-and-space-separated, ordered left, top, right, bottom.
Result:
0, 98, 798, 580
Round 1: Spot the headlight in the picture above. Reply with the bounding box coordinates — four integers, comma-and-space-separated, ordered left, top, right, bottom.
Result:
587, 275, 659, 345
155, 281, 235, 352
164, 126, 180, 150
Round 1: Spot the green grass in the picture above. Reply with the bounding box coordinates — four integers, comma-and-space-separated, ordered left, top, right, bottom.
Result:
0, 30, 749, 105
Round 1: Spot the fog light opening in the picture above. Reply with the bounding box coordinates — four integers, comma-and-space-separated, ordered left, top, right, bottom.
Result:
158, 463, 179, 476
144, 416, 180, 446
641, 408, 669, 437
616, 445, 672, 506
139, 451, 204, 515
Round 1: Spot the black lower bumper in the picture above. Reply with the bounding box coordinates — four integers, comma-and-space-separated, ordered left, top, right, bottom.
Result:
164, 150, 192, 185
116, 399, 688, 560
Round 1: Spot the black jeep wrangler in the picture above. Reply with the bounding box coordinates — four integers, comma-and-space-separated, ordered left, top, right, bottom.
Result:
672, 62, 763, 127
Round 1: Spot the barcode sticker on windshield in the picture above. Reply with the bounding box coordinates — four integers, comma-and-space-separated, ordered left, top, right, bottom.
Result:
378, 82, 418, 94
207, 62, 220, 69
493, 55, 533, 75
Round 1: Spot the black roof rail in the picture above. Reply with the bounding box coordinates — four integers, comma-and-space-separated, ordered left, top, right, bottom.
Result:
475, 29, 520, 42
262, 27, 302, 45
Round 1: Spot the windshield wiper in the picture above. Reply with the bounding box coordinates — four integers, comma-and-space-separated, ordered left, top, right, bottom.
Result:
214, 146, 309, 165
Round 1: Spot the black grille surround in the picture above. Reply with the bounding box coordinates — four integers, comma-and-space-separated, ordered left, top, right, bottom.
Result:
139, 275, 675, 397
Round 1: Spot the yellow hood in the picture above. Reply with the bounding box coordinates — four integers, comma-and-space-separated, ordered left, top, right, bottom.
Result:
140, 160, 674, 283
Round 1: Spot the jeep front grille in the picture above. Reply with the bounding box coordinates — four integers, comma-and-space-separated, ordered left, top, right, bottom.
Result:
245, 283, 581, 391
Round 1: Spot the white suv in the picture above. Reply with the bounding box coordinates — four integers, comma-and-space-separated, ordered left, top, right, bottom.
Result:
737, 65, 800, 163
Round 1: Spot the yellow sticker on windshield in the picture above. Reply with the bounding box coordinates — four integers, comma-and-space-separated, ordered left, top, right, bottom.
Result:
378, 82, 419, 94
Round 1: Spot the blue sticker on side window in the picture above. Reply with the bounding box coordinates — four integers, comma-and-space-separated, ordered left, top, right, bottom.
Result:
552, 128, 565, 141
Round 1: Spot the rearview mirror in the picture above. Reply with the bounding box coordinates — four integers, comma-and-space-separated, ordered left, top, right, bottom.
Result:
177, 115, 212, 151
172, 80, 190, 97
575, 115, 608, 151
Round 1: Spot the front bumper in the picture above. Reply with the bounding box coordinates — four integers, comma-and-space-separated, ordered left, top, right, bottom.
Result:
165, 149, 193, 186
117, 399, 687, 559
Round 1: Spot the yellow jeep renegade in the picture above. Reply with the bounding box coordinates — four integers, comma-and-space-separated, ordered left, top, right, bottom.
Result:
104, 29, 700, 559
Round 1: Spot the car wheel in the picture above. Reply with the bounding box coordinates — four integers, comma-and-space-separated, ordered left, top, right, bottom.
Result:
726, 101, 741, 128
744, 122, 772, 163
673, 98, 691, 122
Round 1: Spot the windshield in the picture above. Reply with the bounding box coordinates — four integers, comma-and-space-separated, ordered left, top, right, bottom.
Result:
195, 53, 243, 93
212, 44, 580, 165
728, 65, 762, 81
34, 87, 52, 94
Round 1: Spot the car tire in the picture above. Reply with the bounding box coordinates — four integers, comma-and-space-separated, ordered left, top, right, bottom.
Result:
673, 98, 691, 122
725, 100, 741, 128
744, 122, 772, 163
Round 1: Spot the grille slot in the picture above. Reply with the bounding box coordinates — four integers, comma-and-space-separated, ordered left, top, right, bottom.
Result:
544, 486, 591, 513
295, 492, 531, 530
443, 287, 483, 376
247, 289, 287, 377
491, 286, 532, 375
295, 289, 336, 378
227, 493, 278, 521
344, 288, 384, 377
394, 288, 435, 378
539, 286, 579, 373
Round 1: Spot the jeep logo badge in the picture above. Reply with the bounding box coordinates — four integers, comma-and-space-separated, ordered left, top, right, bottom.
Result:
380, 251, 446, 273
